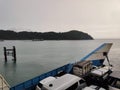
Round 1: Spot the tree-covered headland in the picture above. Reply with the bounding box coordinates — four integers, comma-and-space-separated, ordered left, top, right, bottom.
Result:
0, 30, 93, 40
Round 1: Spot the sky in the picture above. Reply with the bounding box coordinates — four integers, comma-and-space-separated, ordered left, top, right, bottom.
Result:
0, 0, 120, 39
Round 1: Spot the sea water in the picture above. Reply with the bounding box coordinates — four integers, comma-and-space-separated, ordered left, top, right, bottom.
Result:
0, 39, 120, 86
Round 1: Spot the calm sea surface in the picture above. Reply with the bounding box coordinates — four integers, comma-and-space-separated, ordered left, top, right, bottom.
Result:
0, 39, 120, 86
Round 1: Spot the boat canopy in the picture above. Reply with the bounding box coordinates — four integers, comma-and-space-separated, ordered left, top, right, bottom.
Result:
40, 76, 56, 85
91, 66, 112, 76
42, 74, 81, 90
81, 43, 113, 66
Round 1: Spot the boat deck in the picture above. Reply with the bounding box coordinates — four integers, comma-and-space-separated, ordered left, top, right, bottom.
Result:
0, 74, 10, 90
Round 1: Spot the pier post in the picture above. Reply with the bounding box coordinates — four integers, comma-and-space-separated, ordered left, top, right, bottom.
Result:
3, 47, 7, 62
13, 46, 16, 62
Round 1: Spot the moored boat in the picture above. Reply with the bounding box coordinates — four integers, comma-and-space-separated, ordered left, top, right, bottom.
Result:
6, 43, 120, 90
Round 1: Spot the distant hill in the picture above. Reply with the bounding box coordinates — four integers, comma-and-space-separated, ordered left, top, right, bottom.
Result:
0, 30, 93, 40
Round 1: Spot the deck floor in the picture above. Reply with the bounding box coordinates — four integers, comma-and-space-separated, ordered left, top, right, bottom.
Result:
0, 75, 10, 90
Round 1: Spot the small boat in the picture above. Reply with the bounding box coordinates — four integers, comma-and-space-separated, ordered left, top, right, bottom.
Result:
0, 40, 4, 42
7, 43, 120, 90
32, 39, 44, 41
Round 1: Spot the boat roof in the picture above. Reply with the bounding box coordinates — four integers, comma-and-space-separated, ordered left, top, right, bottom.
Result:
91, 66, 111, 76
42, 74, 81, 90
80, 43, 113, 66
74, 61, 91, 68
110, 71, 120, 79
40, 76, 56, 85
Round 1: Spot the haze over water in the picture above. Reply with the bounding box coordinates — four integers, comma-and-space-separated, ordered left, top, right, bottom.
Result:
0, 39, 120, 87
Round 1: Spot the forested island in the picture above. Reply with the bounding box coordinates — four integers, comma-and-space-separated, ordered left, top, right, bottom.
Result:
0, 30, 93, 40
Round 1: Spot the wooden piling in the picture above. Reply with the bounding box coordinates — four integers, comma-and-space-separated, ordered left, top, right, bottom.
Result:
3, 47, 7, 62
13, 46, 16, 62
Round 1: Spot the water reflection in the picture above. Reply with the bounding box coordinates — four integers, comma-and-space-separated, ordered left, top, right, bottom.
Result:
3, 62, 17, 77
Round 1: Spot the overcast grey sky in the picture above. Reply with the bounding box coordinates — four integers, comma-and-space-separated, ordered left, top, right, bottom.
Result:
0, 0, 120, 39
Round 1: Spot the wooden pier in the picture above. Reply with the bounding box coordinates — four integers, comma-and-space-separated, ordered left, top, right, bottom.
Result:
3, 46, 16, 62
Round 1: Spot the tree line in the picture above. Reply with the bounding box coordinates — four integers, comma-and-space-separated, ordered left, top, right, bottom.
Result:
0, 30, 93, 40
